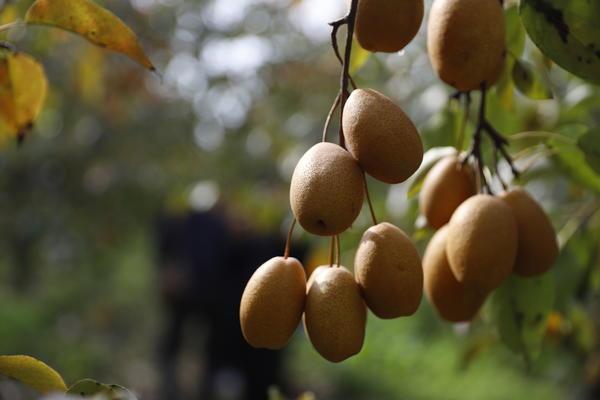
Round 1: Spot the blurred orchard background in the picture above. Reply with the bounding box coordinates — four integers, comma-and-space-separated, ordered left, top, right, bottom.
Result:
0, 0, 599, 399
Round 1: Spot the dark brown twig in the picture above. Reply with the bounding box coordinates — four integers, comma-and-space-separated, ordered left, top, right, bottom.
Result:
335, 0, 359, 148
463, 83, 519, 194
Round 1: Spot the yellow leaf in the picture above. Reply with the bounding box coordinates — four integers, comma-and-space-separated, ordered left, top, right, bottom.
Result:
0, 50, 48, 140
25, 0, 154, 71
350, 39, 370, 74
0, 355, 68, 394
75, 45, 105, 104
0, 5, 18, 25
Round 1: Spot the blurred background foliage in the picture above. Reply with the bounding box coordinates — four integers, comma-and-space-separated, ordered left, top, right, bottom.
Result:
0, 0, 598, 399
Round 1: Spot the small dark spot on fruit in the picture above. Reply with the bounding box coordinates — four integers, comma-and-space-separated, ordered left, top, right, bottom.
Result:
316, 219, 326, 229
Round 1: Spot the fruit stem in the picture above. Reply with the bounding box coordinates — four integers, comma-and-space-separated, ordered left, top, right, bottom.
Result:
322, 91, 341, 142
283, 218, 297, 259
455, 92, 471, 151
363, 173, 378, 225
335, 235, 341, 267
463, 82, 520, 194
329, 236, 335, 267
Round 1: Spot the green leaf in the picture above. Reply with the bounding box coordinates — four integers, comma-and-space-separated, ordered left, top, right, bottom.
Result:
0, 355, 67, 394
25, 0, 154, 70
519, 0, 600, 84
550, 125, 600, 194
578, 128, 600, 175
488, 274, 555, 361
67, 379, 137, 400
505, 4, 526, 57
350, 39, 370, 74
512, 59, 553, 99
495, 58, 516, 110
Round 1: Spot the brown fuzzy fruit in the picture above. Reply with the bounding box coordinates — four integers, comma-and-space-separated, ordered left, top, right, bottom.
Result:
499, 188, 558, 277
240, 257, 306, 349
419, 154, 476, 229
342, 89, 423, 184
304, 266, 366, 362
427, 0, 506, 91
290, 142, 364, 236
446, 194, 518, 292
423, 225, 487, 322
355, 0, 424, 53
354, 222, 423, 318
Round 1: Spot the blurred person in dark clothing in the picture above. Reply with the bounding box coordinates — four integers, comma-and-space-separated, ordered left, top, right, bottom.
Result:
155, 199, 306, 400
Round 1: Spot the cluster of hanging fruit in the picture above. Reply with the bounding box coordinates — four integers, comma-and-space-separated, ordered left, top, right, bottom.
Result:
240, 0, 560, 363
420, 156, 559, 322
241, 0, 426, 363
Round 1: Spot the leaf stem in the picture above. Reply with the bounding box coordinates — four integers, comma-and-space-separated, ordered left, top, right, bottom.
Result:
0, 20, 24, 33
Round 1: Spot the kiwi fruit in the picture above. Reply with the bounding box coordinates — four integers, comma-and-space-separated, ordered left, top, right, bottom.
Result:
240, 256, 306, 349
354, 222, 423, 318
290, 142, 364, 236
419, 154, 476, 229
423, 225, 487, 322
500, 188, 558, 277
355, 0, 424, 53
304, 266, 366, 362
446, 194, 518, 292
342, 89, 423, 184
427, 0, 506, 91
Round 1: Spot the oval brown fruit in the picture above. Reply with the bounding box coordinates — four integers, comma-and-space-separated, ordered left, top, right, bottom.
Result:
446, 194, 518, 292
304, 266, 366, 362
240, 256, 306, 349
423, 225, 487, 322
290, 142, 364, 236
419, 154, 476, 229
355, 0, 424, 53
500, 188, 558, 277
354, 222, 423, 318
427, 0, 506, 91
342, 89, 423, 184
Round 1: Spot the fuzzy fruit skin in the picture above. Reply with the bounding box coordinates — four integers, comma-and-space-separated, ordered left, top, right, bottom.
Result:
354, 222, 423, 318
304, 266, 366, 362
343, 89, 423, 184
423, 225, 487, 322
240, 257, 306, 349
427, 0, 506, 91
290, 142, 364, 236
499, 188, 558, 277
446, 194, 518, 292
355, 0, 424, 53
419, 155, 476, 229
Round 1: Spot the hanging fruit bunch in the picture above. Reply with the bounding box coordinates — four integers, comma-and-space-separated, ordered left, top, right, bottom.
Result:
241, 0, 426, 363
421, 0, 559, 323
241, 0, 561, 363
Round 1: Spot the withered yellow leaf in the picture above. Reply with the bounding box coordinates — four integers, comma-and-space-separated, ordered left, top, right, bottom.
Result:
0, 50, 48, 140
25, 0, 154, 70
0, 355, 68, 394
